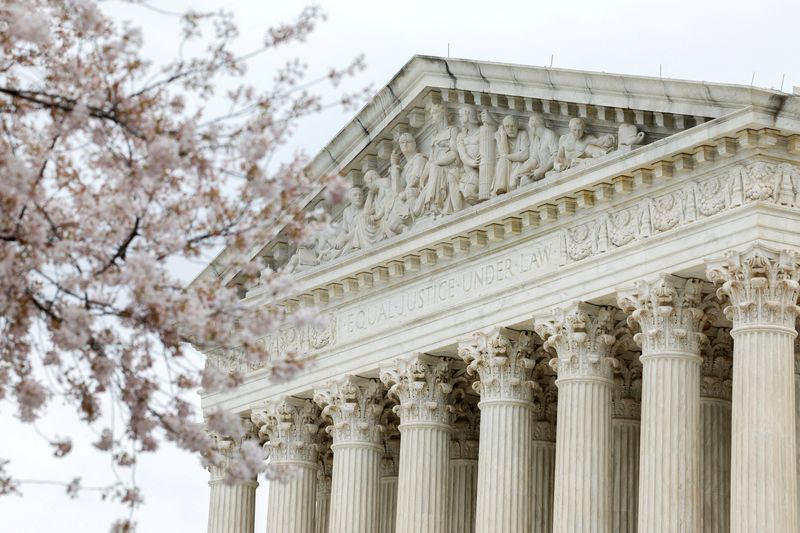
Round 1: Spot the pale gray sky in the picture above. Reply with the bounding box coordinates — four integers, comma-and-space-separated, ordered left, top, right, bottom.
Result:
2, 0, 798, 531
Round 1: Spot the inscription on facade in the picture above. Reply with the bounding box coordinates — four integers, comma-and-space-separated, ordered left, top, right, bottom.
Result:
338, 237, 562, 339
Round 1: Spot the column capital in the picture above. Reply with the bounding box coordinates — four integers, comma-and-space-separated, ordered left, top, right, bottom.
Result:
612, 354, 642, 419
380, 409, 401, 477
701, 327, 733, 400
617, 274, 709, 356
313, 375, 385, 446
250, 397, 320, 465
449, 388, 480, 459
706, 243, 800, 330
317, 439, 333, 495
380, 353, 453, 426
532, 375, 557, 441
458, 327, 536, 402
535, 301, 617, 380
207, 426, 261, 486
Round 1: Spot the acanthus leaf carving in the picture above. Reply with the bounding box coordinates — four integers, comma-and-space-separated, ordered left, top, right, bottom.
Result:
534, 302, 617, 381
458, 328, 536, 402
379, 353, 454, 426
313, 375, 385, 446
706, 243, 800, 329
616, 274, 708, 356
251, 397, 321, 465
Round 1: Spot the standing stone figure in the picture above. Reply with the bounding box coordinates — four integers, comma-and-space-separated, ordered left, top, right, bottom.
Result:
516, 112, 559, 186
554, 117, 616, 171
492, 115, 530, 195
455, 106, 481, 209
416, 102, 461, 216
478, 109, 497, 201
390, 132, 428, 209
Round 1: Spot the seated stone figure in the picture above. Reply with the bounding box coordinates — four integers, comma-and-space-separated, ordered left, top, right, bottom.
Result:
330, 186, 381, 255
390, 133, 428, 207
554, 117, 617, 172
365, 169, 412, 238
515, 112, 559, 186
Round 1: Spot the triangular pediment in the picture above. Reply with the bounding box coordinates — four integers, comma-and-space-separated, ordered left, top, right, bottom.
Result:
194, 55, 800, 293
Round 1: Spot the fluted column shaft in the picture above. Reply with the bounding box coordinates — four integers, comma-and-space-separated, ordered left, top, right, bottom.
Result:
532, 436, 556, 533
328, 443, 382, 533
396, 423, 451, 532
536, 302, 616, 533
314, 485, 330, 533
618, 275, 706, 533
253, 399, 321, 533
612, 418, 639, 533
459, 329, 536, 533
729, 327, 796, 532
381, 355, 453, 533
449, 458, 478, 533
378, 475, 398, 533
207, 475, 258, 533
314, 377, 386, 533
707, 246, 800, 533
796, 354, 800, 522
267, 462, 318, 533
475, 399, 533, 532
699, 397, 731, 533
639, 353, 701, 531
553, 372, 613, 533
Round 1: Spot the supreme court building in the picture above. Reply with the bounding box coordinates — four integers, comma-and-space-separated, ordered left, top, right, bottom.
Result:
198, 56, 800, 533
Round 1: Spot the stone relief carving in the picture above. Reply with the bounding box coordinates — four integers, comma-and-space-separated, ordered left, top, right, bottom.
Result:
282, 103, 656, 272
492, 115, 530, 195
562, 161, 800, 267
553, 118, 616, 172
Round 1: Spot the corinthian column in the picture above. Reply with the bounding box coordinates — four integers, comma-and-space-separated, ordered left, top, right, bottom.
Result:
252, 398, 320, 533
618, 275, 706, 533
536, 302, 615, 533
206, 433, 259, 533
707, 245, 800, 533
313, 376, 385, 533
700, 328, 732, 533
448, 389, 480, 533
378, 411, 400, 533
530, 355, 557, 533
458, 328, 536, 533
381, 354, 453, 533
315, 439, 333, 533
611, 353, 641, 533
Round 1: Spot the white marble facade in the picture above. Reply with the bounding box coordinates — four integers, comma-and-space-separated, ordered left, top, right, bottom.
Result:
197, 56, 800, 532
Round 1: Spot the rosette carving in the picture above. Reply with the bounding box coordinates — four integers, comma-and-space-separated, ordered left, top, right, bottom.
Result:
534, 302, 617, 380
313, 376, 385, 445
458, 328, 536, 402
706, 244, 800, 329
251, 398, 320, 464
617, 274, 709, 355
380, 354, 454, 426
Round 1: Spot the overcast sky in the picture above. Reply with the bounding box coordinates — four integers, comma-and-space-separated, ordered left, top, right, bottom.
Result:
2, 0, 799, 531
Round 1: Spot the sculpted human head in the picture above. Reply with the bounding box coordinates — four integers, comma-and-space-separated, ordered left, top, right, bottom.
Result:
349, 186, 365, 208
529, 112, 546, 131
428, 103, 446, 125
458, 107, 479, 128
502, 115, 518, 137
569, 117, 586, 140
397, 133, 417, 157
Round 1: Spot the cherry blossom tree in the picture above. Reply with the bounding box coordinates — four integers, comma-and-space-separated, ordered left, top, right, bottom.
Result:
0, 1, 361, 529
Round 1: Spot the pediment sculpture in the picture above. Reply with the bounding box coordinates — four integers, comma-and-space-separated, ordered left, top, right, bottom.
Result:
278, 102, 649, 276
